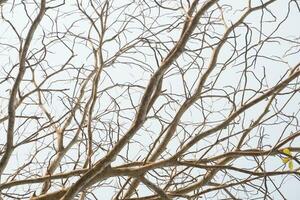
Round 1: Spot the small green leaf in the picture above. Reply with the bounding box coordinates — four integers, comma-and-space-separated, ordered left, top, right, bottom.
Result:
283, 148, 291, 156
282, 157, 289, 164
288, 160, 294, 170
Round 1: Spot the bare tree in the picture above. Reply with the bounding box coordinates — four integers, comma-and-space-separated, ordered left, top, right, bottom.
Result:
0, 0, 300, 199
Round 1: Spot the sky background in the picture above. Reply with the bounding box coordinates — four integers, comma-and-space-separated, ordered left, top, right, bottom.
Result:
0, 0, 300, 199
